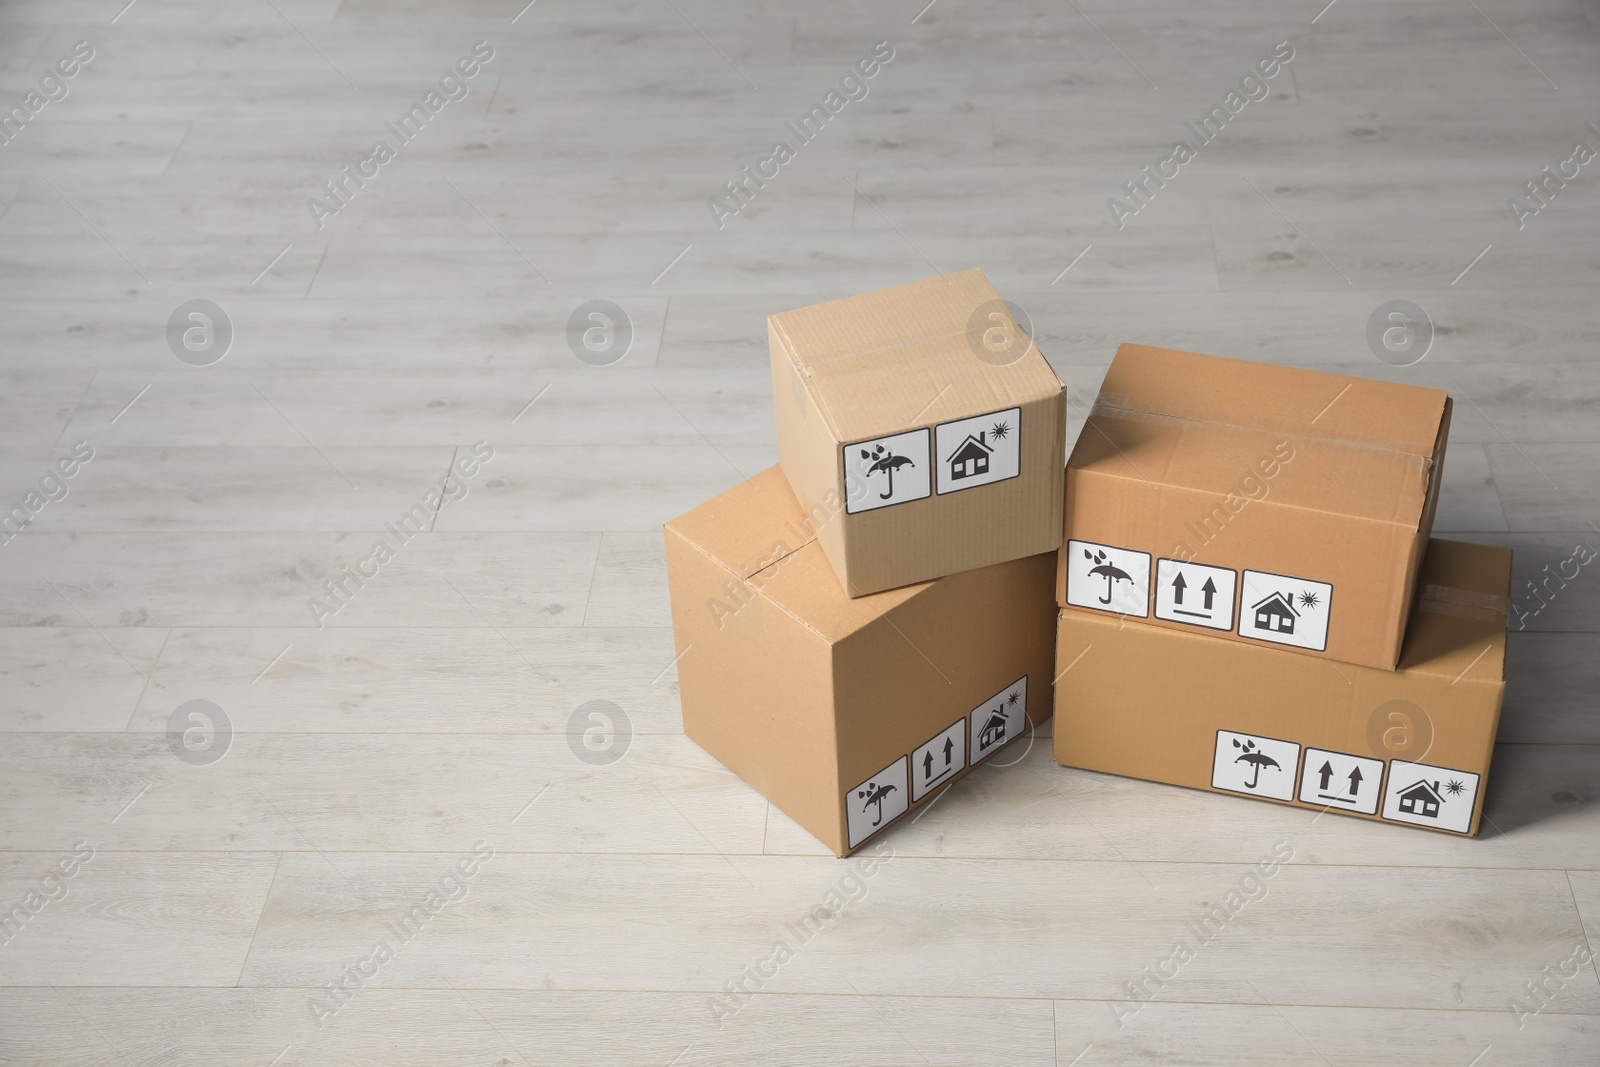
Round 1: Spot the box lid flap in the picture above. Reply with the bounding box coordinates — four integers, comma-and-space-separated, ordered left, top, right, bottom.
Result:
1098, 343, 1449, 455
1071, 343, 1451, 524
769, 269, 1064, 442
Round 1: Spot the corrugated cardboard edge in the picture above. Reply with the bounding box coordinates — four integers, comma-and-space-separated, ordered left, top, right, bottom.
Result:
770, 312, 846, 443
662, 521, 850, 855
1454, 538, 1512, 836
662, 519, 831, 643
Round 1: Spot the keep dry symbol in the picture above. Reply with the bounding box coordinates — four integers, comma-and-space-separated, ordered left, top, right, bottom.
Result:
1232, 737, 1281, 790
1084, 548, 1132, 605
858, 780, 898, 826
862, 443, 914, 500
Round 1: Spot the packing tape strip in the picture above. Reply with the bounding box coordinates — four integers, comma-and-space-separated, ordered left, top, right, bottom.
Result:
1088, 395, 1438, 460
1414, 583, 1510, 623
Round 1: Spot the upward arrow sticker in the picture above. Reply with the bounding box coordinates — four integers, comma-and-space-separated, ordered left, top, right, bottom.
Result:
911, 719, 966, 802
1298, 747, 1383, 815
1155, 559, 1236, 632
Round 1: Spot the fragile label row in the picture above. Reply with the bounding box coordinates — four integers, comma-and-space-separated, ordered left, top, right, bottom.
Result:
845, 674, 1029, 848
1065, 539, 1334, 652
843, 406, 1023, 514
1211, 729, 1481, 834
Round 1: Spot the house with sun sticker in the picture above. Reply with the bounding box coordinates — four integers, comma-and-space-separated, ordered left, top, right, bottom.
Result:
1396, 779, 1445, 819
977, 708, 1008, 748
947, 431, 993, 481
1251, 590, 1298, 635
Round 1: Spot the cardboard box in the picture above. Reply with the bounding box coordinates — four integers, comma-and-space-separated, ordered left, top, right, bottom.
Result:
1054, 538, 1510, 836
1059, 342, 1451, 670
665, 466, 1057, 856
771, 269, 1066, 597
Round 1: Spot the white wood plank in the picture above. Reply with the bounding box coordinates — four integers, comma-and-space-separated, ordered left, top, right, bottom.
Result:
1504, 634, 1600, 743
1485, 447, 1600, 530
0, 988, 1060, 1066
129, 625, 680, 734
1432, 442, 1510, 533
583, 530, 673, 627
0, 532, 601, 627
0, 297, 668, 371
0, 370, 90, 447
0, 850, 279, 986
5, 446, 458, 532
236, 849, 1599, 1011
1053, 998, 1600, 1066
0, 733, 764, 854
57, 368, 772, 447
0, 627, 165, 732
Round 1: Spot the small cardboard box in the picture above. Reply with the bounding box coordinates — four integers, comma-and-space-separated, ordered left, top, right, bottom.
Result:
1055, 538, 1510, 836
665, 466, 1057, 856
1059, 342, 1452, 670
771, 269, 1066, 597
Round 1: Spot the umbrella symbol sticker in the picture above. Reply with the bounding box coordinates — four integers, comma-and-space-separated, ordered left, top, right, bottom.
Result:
1084, 548, 1133, 605
1232, 738, 1281, 790
861, 443, 915, 500
857, 780, 898, 826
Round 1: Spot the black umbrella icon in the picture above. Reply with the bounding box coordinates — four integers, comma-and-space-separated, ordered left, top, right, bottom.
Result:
1232, 738, 1280, 790
858, 781, 898, 826
862, 444, 914, 500
1084, 548, 1132, 605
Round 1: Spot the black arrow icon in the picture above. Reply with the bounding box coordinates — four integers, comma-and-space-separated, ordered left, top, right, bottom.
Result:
1348, 766, 1363, 795
922, 751, 934, 780
1200, 576, 1217, 610
1318, 760, 1334, 791
942, 737, 954, 765
1172, 572, 1186, 604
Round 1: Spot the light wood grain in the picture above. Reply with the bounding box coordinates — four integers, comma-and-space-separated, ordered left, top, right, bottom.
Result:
0, 988, 1060, 1066
0, 850, 279, 986
2, 0, 1598, 1061
233, 849, 1599, 1013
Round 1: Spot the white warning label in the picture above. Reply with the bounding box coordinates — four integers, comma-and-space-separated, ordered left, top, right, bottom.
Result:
843, 428, 930, 515
1297, 747, 1384, 815
934, 407, 1021, 495
1064, 540, 1151, 618
1380, 759, 1480, 834
970, 674, 1028, 765
1237, 570, 1333, 652
846, 756, 909, 848
911, 718, 965, 801
1154, 558, 1236, 631
1211, 730, 1299, 801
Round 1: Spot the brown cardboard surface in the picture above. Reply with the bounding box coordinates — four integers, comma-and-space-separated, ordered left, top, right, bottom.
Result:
1059, 342, 1451, 669
666, 466, 1057, 856
771, 269, 1066, 597
1054, 538, 1511, 836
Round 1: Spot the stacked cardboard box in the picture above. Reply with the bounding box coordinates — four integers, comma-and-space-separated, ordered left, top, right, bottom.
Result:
666, 284, 1513, 854
666, 270, 1067, 856
1053, 343, 1511, 836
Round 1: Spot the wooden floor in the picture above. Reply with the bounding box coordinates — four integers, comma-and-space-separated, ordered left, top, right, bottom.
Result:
2, 0, 1599, 1062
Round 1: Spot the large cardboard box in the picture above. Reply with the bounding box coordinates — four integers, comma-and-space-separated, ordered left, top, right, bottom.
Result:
1054, 538, 1510, 836
1059, 343, 1452, 670
665, 466, 1057, 856
771, 269, 1066, 597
